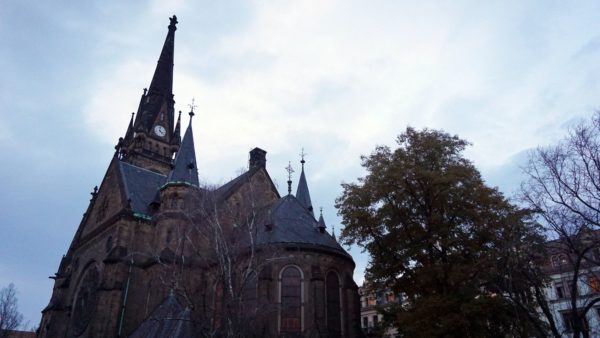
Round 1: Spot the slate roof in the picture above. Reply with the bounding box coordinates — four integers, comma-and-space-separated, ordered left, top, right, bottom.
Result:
167, 122, 199, 186
128, 291, 194, 338
257, 195, 350, 258
118, 161, 166, 216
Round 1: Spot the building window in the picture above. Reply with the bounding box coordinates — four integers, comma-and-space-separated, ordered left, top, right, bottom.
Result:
589, 275, 600, 294
555, 281, 575, 299
280, 266, 302, 333
362, 316, 368, 328
561, 311, 589, 333
373, 315, 379, 327
326, 271, 342, 338
551, 254, 569, 267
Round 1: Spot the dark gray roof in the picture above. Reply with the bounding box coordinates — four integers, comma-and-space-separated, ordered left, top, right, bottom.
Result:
128, 291, 194, 338
295, 166, 314, 217
257, 195, 349, 258
167, 122, 199, 186
118, 161, 166, 215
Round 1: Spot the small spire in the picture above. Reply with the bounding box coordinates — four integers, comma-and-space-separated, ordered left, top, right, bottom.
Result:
317, 207, 326, 233
331, 225, 337, 242
171, 111, 182, 145
296, 149, 314, 216
124, 112, 135, 143
285, 161, 294, 195
167, 119, 199, 186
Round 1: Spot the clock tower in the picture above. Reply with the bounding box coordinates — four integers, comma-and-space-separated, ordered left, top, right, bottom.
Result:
116, 15, 181, 175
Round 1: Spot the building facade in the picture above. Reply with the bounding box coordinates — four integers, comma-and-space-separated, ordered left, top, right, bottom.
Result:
358, 285, 399, 338
38, 16, 362, 338
543, 237, 600, 337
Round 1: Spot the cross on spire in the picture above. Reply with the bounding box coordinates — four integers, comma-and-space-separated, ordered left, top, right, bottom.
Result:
188, 98, 197, 119
300, 148, 307, 168
285, 161, 294, 195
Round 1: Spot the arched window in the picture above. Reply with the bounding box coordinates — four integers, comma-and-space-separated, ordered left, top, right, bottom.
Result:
326, 271, 342, 337
280, 266, 302, 333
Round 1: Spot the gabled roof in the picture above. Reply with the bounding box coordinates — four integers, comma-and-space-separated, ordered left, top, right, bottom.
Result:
215, 166, 280, 203
256, 195, 349, 258
128, 291, 194, 338
118, 161, 166, 216
166, 121, 199, 186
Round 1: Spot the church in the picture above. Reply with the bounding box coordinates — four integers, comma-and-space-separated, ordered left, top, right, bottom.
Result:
38, 16, 362, 338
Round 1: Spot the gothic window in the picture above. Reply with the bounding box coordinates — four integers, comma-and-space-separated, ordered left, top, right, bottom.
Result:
72, 263, 101, 336
280, 266, 302, 333
326, 271, 341, 337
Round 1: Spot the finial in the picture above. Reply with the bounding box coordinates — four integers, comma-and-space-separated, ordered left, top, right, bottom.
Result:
143, 88, 147, 96
332, 225, 337, 241
300, 148, 307, 168
188, 98, 197, 120
320, 207, 323, 217
285, 161, 295, 195
169, 15, 178, 30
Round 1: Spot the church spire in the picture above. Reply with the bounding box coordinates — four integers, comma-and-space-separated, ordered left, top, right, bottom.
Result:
148, 15, 177, 98
295, 149, 314, 217
132, 15, 177, 139
167, 110, 199, 186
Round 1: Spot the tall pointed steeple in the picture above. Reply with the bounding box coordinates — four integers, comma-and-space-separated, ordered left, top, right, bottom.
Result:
132, 15, 178, 142
121, 16, 181, 175
296, 150, 314, 217
148, 15, 177, 99
167, 110, 199, 186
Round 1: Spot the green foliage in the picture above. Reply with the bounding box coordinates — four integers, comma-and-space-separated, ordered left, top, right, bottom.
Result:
337, 127, 549, 337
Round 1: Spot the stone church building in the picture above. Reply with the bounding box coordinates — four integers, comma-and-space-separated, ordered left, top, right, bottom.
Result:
38, 16, 362, 338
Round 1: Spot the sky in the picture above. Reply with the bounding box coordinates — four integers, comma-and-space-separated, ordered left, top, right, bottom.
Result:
2, 0, 600, 327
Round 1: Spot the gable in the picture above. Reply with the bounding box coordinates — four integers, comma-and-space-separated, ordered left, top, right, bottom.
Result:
80, 159, 127, 239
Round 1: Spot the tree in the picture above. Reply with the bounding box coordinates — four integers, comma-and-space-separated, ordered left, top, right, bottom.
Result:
521, 112, 600, 338
0, 283, 24, 338
337, 127, 549, 337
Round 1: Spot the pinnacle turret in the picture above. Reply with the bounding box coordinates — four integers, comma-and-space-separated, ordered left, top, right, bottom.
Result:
171, 111, 182, 146
167, 111, 199, 186
296, 150, 314, 217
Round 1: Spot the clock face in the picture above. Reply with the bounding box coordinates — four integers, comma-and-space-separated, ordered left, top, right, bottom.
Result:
154, 125, 167, 137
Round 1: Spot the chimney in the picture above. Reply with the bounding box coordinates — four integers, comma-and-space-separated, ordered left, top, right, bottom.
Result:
249, 147, 267, 168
